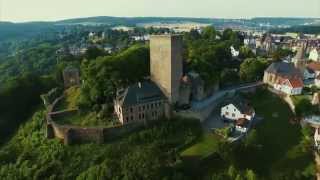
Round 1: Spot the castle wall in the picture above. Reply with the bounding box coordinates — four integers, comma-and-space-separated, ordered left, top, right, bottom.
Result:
45, 95, 144, 145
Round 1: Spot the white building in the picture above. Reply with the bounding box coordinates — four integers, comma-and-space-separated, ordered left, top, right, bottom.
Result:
230, 46, 239, 57
309, 48, 320, 62
274, 77, 303, 95
221, 97, 255, 133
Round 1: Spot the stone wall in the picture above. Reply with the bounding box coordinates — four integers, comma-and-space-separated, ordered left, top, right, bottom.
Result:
150, 35, 183, 104
46, 95, 144, 145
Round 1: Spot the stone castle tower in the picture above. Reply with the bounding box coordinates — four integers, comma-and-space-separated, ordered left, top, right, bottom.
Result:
150, 35, 183, 104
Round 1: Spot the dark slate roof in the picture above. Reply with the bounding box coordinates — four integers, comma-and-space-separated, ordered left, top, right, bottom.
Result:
265, 62, 301, 77
116, 81, 165, 107
224, 95, 254, 116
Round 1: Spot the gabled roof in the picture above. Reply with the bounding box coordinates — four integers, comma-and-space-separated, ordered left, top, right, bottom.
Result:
288, 78, 304, 88
223, 95, 254, 116
116, 81, 165, 107
277, 76, 303, 88
265, 62, 301, 78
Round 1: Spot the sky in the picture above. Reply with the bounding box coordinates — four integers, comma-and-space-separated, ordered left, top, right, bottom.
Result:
0, 0, 320, 22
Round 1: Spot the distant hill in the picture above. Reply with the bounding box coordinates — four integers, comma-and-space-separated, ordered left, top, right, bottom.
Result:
0, 22, 57, 41
0, 16, 319, 41
55, 16, 320, 27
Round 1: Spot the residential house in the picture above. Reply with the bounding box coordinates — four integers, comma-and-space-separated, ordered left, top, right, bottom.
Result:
304, 67, 316, 80
230, 46, 240, 57
306, 62, 320, 77
221, 97, 255, 133
273, 77, 303, 95
309, 48, 320, 62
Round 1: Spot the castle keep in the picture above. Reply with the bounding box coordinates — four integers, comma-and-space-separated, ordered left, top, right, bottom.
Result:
150, 35, 183, 104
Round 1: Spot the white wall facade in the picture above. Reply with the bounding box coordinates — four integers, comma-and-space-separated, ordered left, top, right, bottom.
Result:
274, 83, 302, 95
309, 49, 319, 62
221, 104, 253, 121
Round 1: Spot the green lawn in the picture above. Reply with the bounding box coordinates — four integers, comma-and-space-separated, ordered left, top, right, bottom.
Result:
233, 90, 314, 177
181, 133, 221, 160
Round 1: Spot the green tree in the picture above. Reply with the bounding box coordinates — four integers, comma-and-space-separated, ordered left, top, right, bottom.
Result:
201, 26, 217, 42
239, 58, 268, 82
245, 169, 257, 180
239, 46, 255, 59
295, 98, 314, 117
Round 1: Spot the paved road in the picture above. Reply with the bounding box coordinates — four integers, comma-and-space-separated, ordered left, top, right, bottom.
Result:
191, 81, 264, 110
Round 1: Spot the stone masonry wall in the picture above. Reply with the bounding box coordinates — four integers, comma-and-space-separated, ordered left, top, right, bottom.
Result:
46, 95, 143, 145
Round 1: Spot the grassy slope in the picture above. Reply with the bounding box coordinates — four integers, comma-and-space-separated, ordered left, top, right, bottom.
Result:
234, 90, 314, 177
0, 109, 202, 179
55, 86, 81, 111
181, 133, 220, 159
53, 87, 113, 127
178, 90, 314, 179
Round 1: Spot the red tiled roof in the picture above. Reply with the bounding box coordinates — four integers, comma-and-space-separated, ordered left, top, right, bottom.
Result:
288, 78, 304, 88
308, 62, 320, 71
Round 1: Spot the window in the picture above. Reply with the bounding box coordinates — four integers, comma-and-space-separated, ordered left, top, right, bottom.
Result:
151, 104, 154, 109
126, 117, 129, 122
234, 109, 236, 112
142, 114, 145, 118
130, 108, 133, 113
143, 105, 145, 110
131, 116, 134, 121
225, 112, 229, 115
232, 113, 235, 117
